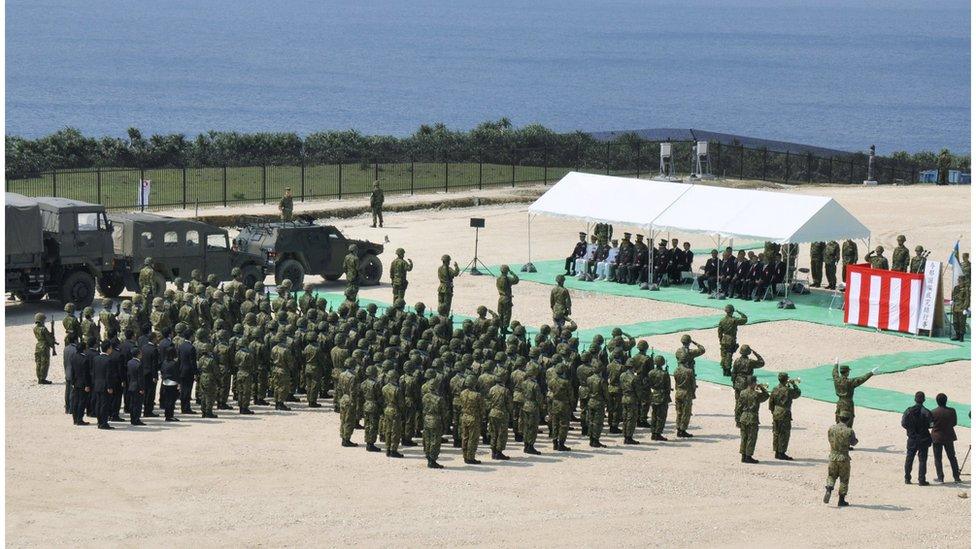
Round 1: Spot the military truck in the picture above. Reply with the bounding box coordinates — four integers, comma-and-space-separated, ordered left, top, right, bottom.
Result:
5, 193, 118, 306
234, 219, 384, 287
107, 212, 268, 296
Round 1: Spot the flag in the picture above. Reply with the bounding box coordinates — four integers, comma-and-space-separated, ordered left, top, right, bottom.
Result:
947, 239, 961, 288
844, 263, 924, 335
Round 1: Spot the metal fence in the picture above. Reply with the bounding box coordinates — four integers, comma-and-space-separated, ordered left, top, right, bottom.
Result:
5, 140, 923, 211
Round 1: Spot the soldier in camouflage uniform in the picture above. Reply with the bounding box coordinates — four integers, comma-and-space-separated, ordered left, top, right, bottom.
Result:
303, 332, 324, 407
337, 358, 359, 446
361, 365, 383, 452
951, 275, 969, 341
459, 375, 485, 464
62, 303, 80, 346
675, 334, 705, 368
437, 254, 461, 317
841, 238, 858, 282
864, 245, 889, 270
520, 363, 543, 454
550, 274, 572, 330
271, 337, 294, 411
769, 371, 801, 460
824, 409, 857, 507
197, 342, 219, 418
486, 375, 512, 460
549, 362, 573, 451
234, 341, 256, 414
891, 235, 909, 272
400, 362, 420, 446
381, 370, 404, 457
33, 313, 56, 384
823, 240, 840, 289
97, 298, 118, 341
343, 244, 360, 303
422, 371, 446, 468
717, 304, 747, 377
606, 351, 625, 434
585, 360, 608, 447
619, 359, 640, 444
909, 246, 927, 274
279, 187, 294, 221
138, 257, 157, 298
833, 362, 876, 427
737, 376, 769, 463
388, 248, 413, 303
673, 350, 698, 438
81, 306, 99, 345
809, 241, 825, 287
370, 181, 384, 228
731, 345, 764, 428
495, 265, 519, 334
648, 355, 671, 441
214, 328, 235, 410
149, 298, 170, 338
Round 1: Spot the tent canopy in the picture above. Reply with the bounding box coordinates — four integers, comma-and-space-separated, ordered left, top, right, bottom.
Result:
528, 172, 870, 244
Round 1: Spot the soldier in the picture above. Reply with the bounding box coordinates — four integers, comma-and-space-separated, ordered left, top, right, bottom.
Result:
550, 274, 572, 330
731, 345, 764, 428
458, 375, 485, 464
343, 244, 360, 303
381, 370, 405, 457
549, 362, 573, 451
833, 361, 877, 427
370, 180, 384, 228
769, 372, 801, 460
495, 265, 519, 334
909, 246, 927, 274
606, 351, 625, 434
520, 363, 543, 454
138, 257, 157, 298
400, 363, 420, 447
62, 303, 80, 346
421, 370, 446, 468
951, 275, 969, 341
214, 328, 235, 410
337, 358, 359, 447
673, 356, 698, 438
823, 240, 840, 289
737, 376, 769, 463
33, 313, 56, 384
824, 410, 857, 507
234, 341, 256, 414
389, 248, 413, 302
619, 359, 640, 444
81, 306, 99, 346
271, 337, 294, 411
892, 235, 910, 272
936, 148, 951, 186
361, 365, 383, 452
841, 238, 858, 283
585, 360, 608, 447
809, 241, 826, 287
675, 334, 705, 367
279, 187, 294, 221
303, 333, 324, 407
436, 254, 461, 316
197, 343, 218, 418
486, 375, 512, 460
864, 245, 889, 270
565, 232, 588, 275
648, 355, 671, 441
717, 305, 747, 377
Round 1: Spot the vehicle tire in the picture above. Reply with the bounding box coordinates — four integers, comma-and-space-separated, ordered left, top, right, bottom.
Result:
275, 259, 305, 287
359, 254, 382, 286
152, 272, 167, 297
241, 264, 263, 289
97, 273, 126, 298
61, 270, 96, 308
323, 273, 341, 281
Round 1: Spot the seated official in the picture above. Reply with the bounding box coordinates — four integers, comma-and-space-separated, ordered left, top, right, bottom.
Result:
673, 241, 693, 284
612, 233, 634, 283
596, 239, 620, 281
653, 240, 670, 285
754, 253, 776, 301
575, 235, 599, 279
625, 234, 649, 285
718, 247, 736, 296
697, 249, 719, 294
565, 232, 588, 276
732, 251, 754, 299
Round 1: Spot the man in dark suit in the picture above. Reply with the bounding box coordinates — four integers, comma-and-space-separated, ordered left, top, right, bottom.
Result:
158, 327, 174, 366
679, 242, 694, 283
772, 252, 787, 287
178, 333, 198, 414
141, 332, 161, 417
126, 346, 146, 426
62, 334, 78, 414
732, 251, 753, 299
91, 340, 120, 430
84, 338, 98, 418
754, 254, 776, 302
69, 340, 92, 426
564, 232, 588, 276
931, 393, 962, 483
159, 345, 181, 421
118, 329, 137, 419
901, 391, 933, 486
718, 247, 737, 296
697, 249, 719, 294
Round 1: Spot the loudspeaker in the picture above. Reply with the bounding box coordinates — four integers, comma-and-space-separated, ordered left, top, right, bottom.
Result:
470, 218, 485, 228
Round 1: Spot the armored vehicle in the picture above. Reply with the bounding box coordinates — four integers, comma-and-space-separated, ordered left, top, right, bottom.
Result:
234, 219, 384, 287
107, 212, 267, 296
5, 194, 117, 306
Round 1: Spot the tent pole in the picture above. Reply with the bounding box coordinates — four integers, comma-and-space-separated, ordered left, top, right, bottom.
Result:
647, 227, 655, 290
784, 243, 791, 299
521, 213, 536, 273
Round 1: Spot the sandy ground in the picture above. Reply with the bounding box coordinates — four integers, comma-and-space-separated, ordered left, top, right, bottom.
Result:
5, 182, 971, 547
870, 361, 972, 405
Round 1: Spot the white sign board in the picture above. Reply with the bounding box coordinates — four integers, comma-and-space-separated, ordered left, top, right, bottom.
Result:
660, 142, 672, 157
917, 259, 941, 331
137, 179, 151, 208
696, 140, 708, 156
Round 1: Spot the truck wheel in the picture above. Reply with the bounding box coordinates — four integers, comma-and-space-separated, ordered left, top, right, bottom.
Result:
152, 272, 167, 297
275, 259, 305, 287
241, 265, 263, 288
359, 254, 382, 286
323, 273, 341, 281
97, 273, 125, 298
61, 271, 96, 308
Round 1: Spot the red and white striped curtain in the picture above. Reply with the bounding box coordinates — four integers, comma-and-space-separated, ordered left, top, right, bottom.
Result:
844, 263, 923, 334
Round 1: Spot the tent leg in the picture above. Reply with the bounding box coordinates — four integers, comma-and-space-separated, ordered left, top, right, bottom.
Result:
780, 242, 796, 309
644, 228, 658, 290
521, 213, 536, 273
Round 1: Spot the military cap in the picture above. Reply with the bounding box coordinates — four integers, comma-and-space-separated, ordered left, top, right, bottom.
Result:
838, 364, 850, 373
578, 231, 586, 237
64, 303, 75, 313
500, 264, 510, 273
739, 344, 751, 355
144, 257, 153, 266
623, 232, 632, 238
658, 239, 668, 246
915, 245, 924, 252
680, 334, 691, 344
778, 372, 789, 382
34, 312, 46, 323
724, 304, 735, 314
635, 234, 644, 240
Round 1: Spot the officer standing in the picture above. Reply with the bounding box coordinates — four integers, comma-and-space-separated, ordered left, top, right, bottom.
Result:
717, 305, 747, 377
951, 275, 969, 341
833, 361, 877, 427
824, 410, 857, 507
823, 240, 840, 289
279, 187, 294, 221
809, 241, 826, 287
370, 181, 384, 228
865, 246, 889, 270
33, 313, 56, 384
389, 248, 413, 302
737, 376, 769, 464
769, 372, 801, 460
648, 355, 671, 441
138, 257, 157, 299
496, 265, 519, 334
343, 244, 360, 303
891, 235, 910, 272
731, 345, 764, 427
436, 254, 461, 316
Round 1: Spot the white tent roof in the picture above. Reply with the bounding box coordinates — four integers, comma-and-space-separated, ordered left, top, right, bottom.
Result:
528, 172, 870, 243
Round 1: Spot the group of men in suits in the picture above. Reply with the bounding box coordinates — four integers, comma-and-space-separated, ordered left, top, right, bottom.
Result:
565, 231, 694, 286
697, 247, 788, 301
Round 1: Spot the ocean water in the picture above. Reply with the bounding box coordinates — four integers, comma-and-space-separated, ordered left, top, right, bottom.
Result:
5, 0, 971, 153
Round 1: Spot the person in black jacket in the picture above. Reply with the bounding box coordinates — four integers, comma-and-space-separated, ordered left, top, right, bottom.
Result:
178, 333, 198, 414
159, 345, 181, 421
718, 247, 737, 296
84, 338, 98, 418
697, 249, 719, 294
564, 232, 588, 276
158, 328, 174, 367
732, 251, 753, 299
126, 346, 146, 426
69, 339, 92, 426
901, 391, 934, 486
118, 330, 137, 419
91, 340, 120, 430
62, 335, 78, 414
141, 332, 161, 417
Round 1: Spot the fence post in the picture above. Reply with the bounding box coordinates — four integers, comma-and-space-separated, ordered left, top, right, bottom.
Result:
181, 166, 187, 209
784, 152, 790, 183
96, 167, 102, 204
223, 166, 228, 207
478, 156, 483, 190
762, 149, 767, 180
827, 157, 833, 183
261, 165, 267, 204
512, 150, 517, 187
444, 161, 449, 192
52, 170, 57, 196
575, 142, 581, 171
849, 158, 854, 184
739, 146, 744, 179
605, 142, 611, 175
910, 164, 916, 184
140, 168, 145, 211
300, 158, 306, 202
806, 153, 813, 183
544, 144, 549, 184
410, 158, 415, 194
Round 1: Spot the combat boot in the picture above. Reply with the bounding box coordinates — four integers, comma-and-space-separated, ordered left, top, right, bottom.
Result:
217, 403, 232, 410
837, 495, 849, 507
496, 451, 510, 460
514, 432, 524, 442
553, 440, 559, 450
624, 437, 639, 445
427, 458, 443, 469
609, 426, 621, 434
823, 486, 832, 504
580, 424, 588, 436
254, 398, 269, 406
741, 455, 758, 464
638, 419, 651, 428
341, 439, 355, 447
524, 444, 541, 455
491, 450, 499, 459
308, 402, 322, 408
389, 450, 404, 458
402, 438, 417, 447
239, 408, 254, 415
591, 438, 606, 448
366, 443, 381, 452
557, 442, 572, 452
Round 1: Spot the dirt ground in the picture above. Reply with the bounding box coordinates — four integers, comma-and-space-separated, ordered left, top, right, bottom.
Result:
5, 182, 971, 547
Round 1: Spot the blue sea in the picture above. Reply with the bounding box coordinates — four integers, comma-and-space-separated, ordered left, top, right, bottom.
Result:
5, 0, 971, 153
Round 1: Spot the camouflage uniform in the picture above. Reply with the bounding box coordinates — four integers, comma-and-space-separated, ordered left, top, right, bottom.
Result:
648, 356, 671, 439
824, 413, 856, 506
550, 275, 572, 329
62, 304, 80, 345
197, 344, 218, 418
495, 266, 519, 333
486, 379, 512, 458
841, 239, 858, 282
389, 249, 413, 302
303, 337, 324, 407
437, 256, 461, 316
809, 241, 825, 287
342, 246, 360, 302
519, 366, 543, 453
422, 381, 446, 467
737, 382, 769, 460
833, 363, 873, 427
361, 367, 383, 451
138, 258, 157, 298
235, 344, 256, 413
338, 361, 360, 445
548, 366, 572, 450
214, 331, 235, 410
717, 306, 747, 377
370, 182, 384, 227
271, 340, 294, 410
891, 236, 909, 272
619, 363, 640, 443
864, 246, 889, 270
459, 377, 485, 463
951, 279, 969, 341
769, 374, 801, 459
33, 314, 55, 383
673, 361, 697, 437
586, 369, 608, 446
279, 191, 293, 221
381, 373, 404, 456
98, 299, 118, 341
731, 347, 764, 426
823, 240, 840, 289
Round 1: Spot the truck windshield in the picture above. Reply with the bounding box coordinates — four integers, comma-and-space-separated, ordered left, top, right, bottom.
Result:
77, 212, 105, 231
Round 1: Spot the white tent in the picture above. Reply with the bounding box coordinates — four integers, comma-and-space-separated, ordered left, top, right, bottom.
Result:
524, 172, 871, 298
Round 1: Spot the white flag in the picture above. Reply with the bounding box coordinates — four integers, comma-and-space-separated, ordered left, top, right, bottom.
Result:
947, 240, 961, 288
137, 179, 151, 208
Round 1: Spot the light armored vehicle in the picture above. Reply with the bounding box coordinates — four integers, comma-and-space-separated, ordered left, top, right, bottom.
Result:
234, 219, 384, 287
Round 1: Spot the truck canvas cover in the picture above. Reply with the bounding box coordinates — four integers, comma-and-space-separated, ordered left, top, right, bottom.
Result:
5, 192, 43, 256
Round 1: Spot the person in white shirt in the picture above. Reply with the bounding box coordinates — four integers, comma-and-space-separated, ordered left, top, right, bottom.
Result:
596, 239, 620, 281
575, 235, 599, 280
